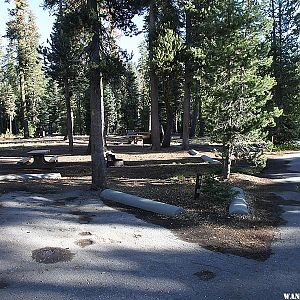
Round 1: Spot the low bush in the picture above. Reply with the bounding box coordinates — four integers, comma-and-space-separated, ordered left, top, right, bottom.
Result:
272, 143, 300, 152
200, 174, 233, 204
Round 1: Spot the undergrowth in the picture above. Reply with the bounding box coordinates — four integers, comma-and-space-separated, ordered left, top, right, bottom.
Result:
272, 143, 300, 152
199, 174, 233, 204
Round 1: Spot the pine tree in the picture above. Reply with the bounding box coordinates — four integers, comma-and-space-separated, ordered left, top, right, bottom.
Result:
181, 0, 206, 139
0, 41, 16, 133
137, 43, 151, 132
73, 77, 89, 135
0, 39, 6, 133
103, 83, 118, 134
84, 0, 147, 188
119, 63, 140, 132
1, 40, 19, 134
43, 0, 147, 189
43, 4, 87, 152
6, 0, 45, 137
152, 0, 184, 148
269, 0, 300, 143
0, 82, 17, 134
25, 12, 46, 133
148, 0, 161, 150
153, 27, 184, 147
182, 0, 192, 150
6, 0, 30, 137
202, 0, 281, 178
39, 78, 64, 134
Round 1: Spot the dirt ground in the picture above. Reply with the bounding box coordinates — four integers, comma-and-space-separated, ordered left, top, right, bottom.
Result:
0, 135, 283, 261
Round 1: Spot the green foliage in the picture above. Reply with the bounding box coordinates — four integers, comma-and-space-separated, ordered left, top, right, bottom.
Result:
149, 1, 184, 147
43, 10, 87, 87
15, 122, 36, 137
28, 122, 36, 137
269, 0, 300, 143
6, 0, 46, 136
199, 0, 281, 177
137, 42, 150, 131
153, 27, 184, 73
252, 155, 268, 170
272, 143, 300, 152
120, 63, 140, 131
0, 129, 14, 138
200, 174, 233, 204
104, 83, 120, 134
0, 81, 17, 118
39, 78, 65, 134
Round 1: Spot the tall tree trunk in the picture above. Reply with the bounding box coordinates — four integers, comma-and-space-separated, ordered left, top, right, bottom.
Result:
198, 98, 205, 137
182, 12, 192, 150
162, 105, 173, 148
64, 78, 73, 153
86, 135, 91, 155
270, 0, 281, 141
190, 98, 199, 138
275, 0, 283, 140
9, 116, 13, 133
19, 70, 29, 138
88, 0, 106, 190
149, 0, 161, 150
0, 110, 3, 134
77, 98, 83, 135
174, 112, 179, 133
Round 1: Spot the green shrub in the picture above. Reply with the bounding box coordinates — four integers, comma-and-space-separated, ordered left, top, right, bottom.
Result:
200, 174, 233, 203
272, 143, 300, 152
28, 123, 36, 137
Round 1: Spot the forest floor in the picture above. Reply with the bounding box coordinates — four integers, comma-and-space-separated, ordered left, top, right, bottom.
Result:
0, 135, 283, 261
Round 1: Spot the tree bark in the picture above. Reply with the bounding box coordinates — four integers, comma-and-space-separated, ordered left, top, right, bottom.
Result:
88, 0, 106, 190
224, 144, 233, 179
20, 70, 29, 138
0, 110, 3, 134
174, 112, 179, 133
190, 98, 199, 138
198, 98, 205, 137
9, 115, 13, 133
149, 0, 161, 150
64, 78, 74, 153
162, 105, 173, 148
182, 11, 192, 150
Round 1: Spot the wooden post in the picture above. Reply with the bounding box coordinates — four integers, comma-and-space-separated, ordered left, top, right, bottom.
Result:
194, 173, 202, 200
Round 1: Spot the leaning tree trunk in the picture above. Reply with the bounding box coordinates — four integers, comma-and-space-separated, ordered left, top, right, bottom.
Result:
149, 0, 161, 151
88, 0, 106, 190
182, 11, 192, 150
64, 78, 74, 153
